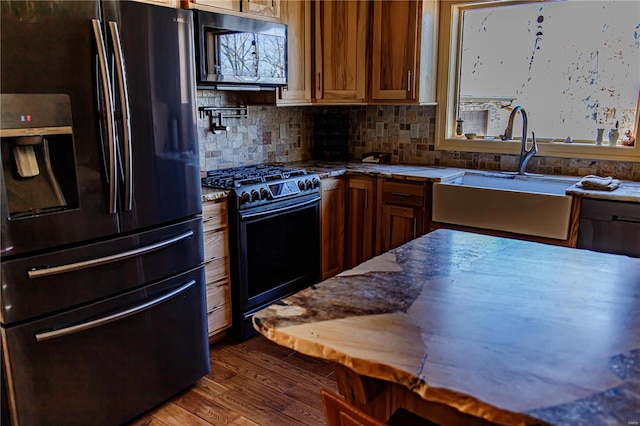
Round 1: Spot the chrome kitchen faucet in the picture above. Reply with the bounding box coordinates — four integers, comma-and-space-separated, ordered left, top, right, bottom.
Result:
502, 105, 538, 175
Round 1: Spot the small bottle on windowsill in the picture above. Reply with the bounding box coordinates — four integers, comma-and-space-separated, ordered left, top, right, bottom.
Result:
456, 118, 464, 135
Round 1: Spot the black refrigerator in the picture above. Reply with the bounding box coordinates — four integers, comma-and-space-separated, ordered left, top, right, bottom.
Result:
0, 2, 210, 425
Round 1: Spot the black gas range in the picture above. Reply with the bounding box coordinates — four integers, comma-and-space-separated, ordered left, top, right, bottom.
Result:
202, 164, 321, 340
202, 164, 321, 211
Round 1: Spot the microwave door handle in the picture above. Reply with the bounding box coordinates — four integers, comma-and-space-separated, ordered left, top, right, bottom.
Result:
92, 19, 117, 215
109, 21, 133, 212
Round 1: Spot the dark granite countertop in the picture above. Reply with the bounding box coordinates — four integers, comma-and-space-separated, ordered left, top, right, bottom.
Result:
253, 229, 640, 425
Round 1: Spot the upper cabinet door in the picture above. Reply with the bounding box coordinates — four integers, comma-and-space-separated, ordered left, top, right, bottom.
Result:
314, 0, 368, 103
133, 0, 180, 8
370, 0, 419, 101
277, 0, 312, 105
242, 0, 280, 18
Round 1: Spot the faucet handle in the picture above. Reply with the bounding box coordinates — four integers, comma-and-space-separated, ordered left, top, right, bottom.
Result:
530, 131, 538, 154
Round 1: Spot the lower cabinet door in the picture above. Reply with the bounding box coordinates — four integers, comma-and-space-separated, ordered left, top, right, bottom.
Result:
381, 204, 422, 252
2, 266, 209, 426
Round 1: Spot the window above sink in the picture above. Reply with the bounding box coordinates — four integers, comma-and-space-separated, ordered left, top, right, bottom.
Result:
436, 0, 640, 162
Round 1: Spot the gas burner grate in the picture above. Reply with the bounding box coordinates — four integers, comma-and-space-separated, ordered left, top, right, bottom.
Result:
202, 165, 308, 189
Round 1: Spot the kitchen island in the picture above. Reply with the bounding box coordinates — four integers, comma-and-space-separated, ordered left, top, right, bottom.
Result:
253, 229, 640, 425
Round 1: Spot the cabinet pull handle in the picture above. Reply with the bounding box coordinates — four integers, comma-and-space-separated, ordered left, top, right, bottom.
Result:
613, 215, 640, 224
364, 189, 369, 209
407, 70, 412, 92
413, 218, 417, 238
391, 192, 411, 197
317, 72, 322, 94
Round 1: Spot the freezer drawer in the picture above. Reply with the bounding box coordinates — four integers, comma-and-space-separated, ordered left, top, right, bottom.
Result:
1, 266, 209, 426
1, 216, 203, 325
577, 198, 640, 258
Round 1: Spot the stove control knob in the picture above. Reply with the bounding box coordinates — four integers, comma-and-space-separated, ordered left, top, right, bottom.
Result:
312, 178, 320, 188
250, 190, 259, 202
298, 180, 305, 190
305, 179, 312, 190
260, 188, 269, 200
240, 191, 250, 203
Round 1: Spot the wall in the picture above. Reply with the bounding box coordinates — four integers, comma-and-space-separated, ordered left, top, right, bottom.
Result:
197, 91, 640, 180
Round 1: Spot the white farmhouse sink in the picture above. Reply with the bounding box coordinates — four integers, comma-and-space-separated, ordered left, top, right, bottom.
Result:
432, 172, 578, 240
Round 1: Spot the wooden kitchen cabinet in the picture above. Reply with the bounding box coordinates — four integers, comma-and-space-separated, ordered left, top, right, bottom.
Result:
377, 179, 430, 253
202, 199, 232, 339
182, 0, 279, 20
135, 0, 181, 8
370, 0, 419, 101
277, 0, 312, 105
181, 0, 240, 12
320, 177, 345, 280
314, 0, 368, 103
243, 0, 279, 18
370, 0, 438, 103
345, 176, 376, 269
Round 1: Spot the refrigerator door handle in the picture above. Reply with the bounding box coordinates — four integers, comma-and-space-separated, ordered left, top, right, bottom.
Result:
34, 279, 196, 342
92, 19, 117, 214
108, 21, 133, 212
27, 230, 194, 279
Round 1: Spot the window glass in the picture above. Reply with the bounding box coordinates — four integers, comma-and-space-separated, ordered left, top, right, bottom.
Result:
437, 0, 640, 161
458, 1, 639, 144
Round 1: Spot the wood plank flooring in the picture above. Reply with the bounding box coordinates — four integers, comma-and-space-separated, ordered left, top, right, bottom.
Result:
127, 335, 337, 426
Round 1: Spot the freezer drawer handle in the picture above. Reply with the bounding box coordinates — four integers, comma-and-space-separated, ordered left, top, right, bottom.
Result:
27, 230, 194, 279
35, 279, 196, 342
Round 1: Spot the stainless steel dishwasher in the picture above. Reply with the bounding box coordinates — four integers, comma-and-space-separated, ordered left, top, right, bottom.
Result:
577, 198, 640, 257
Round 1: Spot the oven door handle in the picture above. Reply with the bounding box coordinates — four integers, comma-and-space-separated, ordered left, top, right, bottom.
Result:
239, 196, 320, 220
35, 280, 196, 342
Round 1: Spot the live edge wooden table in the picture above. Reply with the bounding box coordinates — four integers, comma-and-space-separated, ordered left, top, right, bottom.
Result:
252, 229, 640, 426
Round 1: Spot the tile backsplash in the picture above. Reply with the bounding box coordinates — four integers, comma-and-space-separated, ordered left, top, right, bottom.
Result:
197, 90, 314, 170
197, 90, 640, 180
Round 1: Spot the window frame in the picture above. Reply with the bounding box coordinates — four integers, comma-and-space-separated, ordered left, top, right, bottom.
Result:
435, 0, 640, 162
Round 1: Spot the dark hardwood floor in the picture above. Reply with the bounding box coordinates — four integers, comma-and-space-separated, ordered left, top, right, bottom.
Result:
128, 335, 338, 426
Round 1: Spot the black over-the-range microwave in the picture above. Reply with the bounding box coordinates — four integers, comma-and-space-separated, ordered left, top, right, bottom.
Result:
194, 10, 288, 90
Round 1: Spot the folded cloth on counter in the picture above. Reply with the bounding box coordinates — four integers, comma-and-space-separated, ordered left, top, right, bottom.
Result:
576, 175, 620, 191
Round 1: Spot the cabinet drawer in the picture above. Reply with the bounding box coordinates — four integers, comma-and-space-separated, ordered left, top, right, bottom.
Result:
207, 302, 231, 335
205, 256, 229, 284
382, 180, 425, 207
202, 200, 227, 232
203, 229, 227, 262
205, 279, 230, 312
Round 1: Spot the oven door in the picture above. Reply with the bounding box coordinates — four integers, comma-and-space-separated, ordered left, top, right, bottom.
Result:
235, 195, 320, 315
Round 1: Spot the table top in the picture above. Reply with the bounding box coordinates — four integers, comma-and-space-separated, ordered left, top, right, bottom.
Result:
253, 229, 640, 425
